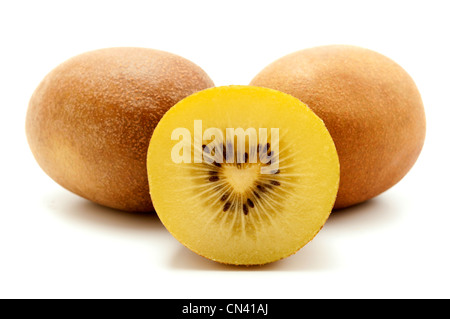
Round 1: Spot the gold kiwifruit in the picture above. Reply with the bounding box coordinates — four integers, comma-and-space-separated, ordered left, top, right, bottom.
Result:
250, 45, 426, 209
147, 86, 340, 265
26, 47, 214, 212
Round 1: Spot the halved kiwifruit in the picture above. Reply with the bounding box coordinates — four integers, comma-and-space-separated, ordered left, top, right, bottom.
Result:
147, 85, 339, 265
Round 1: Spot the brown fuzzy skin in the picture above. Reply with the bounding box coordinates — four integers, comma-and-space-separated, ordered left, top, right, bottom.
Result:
250, 45, 426, 209
26, 47, 214, 212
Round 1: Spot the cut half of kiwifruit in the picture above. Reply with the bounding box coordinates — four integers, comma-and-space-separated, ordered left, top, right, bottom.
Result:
147, 85, 339, 265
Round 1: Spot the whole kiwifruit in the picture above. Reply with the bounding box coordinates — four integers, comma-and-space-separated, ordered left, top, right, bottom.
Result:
250, 45, 426, 209
26, 47, 214, 212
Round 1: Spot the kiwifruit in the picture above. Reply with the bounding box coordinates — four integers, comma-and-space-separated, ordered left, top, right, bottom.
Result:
147, 86, 340, 265
26, 47, 214, 212
250, 45, 426, 209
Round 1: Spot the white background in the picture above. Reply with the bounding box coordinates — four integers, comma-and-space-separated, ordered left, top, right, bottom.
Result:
0, 0, 449, 299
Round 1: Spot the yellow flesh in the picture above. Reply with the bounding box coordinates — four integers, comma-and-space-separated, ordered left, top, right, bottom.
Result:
147, 86, 340, 265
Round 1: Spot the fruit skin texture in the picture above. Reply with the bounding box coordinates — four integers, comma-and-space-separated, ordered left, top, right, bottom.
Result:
26, 47, 214, 212
250, 45, 426, 209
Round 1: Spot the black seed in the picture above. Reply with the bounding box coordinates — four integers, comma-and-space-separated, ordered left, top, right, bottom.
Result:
253, 191, 261, 199
270, 180, 281, 186
221, 194, 228, 201
209, 170, 218, 176
223, 202, 231, 212
202, 144, 207, 149
272, 169, 280, 174
247, 198, 254, 208
266, 143, 270, 150
214, 162, 221, 167
209, 176, 219, 182
257, 185, 265, 192
243, 204, 248, 215
244, 152, 248, 163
